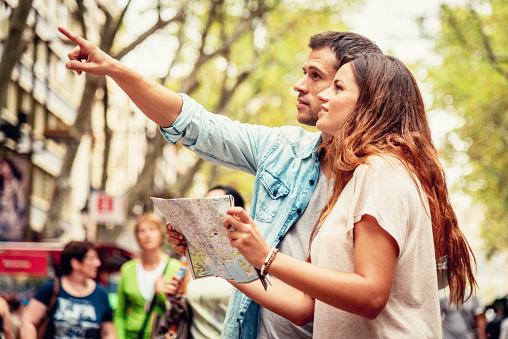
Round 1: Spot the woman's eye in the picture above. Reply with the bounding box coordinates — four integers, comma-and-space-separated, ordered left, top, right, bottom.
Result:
312, 72, 320, 79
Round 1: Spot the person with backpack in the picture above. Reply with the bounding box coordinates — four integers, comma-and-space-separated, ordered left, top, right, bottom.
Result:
20, 241, 116, 338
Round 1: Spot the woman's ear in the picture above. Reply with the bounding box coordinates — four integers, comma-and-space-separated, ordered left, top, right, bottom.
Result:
70, 257, 81, 271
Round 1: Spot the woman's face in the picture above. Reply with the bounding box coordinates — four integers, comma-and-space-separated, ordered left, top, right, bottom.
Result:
136, 221, 162, 251
316, 63, 360, 135
78, 249, 101, 279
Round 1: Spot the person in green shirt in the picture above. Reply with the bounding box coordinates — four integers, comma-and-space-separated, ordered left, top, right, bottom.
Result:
114, 213, 180, 339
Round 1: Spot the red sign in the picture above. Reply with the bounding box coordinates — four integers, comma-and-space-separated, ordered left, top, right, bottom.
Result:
0, 253, 48, 276
89, 191, 127, 224
98, 196, 114, 212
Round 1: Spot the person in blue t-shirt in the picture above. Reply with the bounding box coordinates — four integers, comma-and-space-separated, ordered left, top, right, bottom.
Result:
20, 241, 116, 339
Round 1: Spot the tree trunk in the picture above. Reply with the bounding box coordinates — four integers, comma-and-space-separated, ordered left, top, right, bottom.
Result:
0, 0, 34, 109
43, 75, 103, 237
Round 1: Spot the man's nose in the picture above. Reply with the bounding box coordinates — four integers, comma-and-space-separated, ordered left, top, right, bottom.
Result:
293, 77, 308, 93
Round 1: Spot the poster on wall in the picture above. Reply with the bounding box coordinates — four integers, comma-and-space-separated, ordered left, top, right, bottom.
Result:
0, 155, 29, 241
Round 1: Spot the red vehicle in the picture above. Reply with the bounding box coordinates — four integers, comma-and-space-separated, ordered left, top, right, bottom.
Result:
0, 241, 136, 305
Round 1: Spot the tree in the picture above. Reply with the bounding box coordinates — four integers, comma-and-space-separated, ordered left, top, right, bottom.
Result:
0, 0, 34, 111
106, 1, 356, 215
426, 0, 508, 256
46, 0, 359, 236
43, 0, 188, 238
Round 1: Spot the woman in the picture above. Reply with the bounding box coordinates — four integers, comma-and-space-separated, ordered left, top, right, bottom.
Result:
114, 213, 180, 339
20, 241, 115, 338
222, 54, 477, 338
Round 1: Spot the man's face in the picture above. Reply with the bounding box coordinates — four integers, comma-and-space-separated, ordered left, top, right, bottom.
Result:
293, 48, 338, 126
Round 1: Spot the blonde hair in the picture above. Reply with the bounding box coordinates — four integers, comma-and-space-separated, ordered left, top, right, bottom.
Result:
134, 212, 164, 245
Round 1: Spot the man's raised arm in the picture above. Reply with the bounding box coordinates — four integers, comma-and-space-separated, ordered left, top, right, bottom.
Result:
58, 26, 182, 128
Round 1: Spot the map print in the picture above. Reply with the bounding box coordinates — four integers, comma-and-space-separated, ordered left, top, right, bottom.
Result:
151, 196, 258, 283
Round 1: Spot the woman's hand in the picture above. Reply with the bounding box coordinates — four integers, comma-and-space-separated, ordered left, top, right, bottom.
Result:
165, 222, 187, 256
163, 276, 183, 298
154, 275, 165, 295
223, 207, 271, 269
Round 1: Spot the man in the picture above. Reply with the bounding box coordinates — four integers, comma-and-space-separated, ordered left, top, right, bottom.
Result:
58, 27, 382, 338
440, 293, 487, 339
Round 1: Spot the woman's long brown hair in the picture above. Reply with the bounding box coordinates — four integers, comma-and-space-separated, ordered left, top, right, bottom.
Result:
310, 54, 477, 305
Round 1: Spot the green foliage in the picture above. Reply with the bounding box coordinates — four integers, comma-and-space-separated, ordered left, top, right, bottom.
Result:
150, 0, 355, 201
427, 0, 508, 256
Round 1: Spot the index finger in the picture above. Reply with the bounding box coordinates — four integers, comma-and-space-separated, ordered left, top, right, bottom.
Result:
58, 26, 91, 49
226, 206, 249, 218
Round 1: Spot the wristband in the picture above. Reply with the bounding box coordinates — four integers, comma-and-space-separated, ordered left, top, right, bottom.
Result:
260, 248, 279, 277
256, 248, 279, 291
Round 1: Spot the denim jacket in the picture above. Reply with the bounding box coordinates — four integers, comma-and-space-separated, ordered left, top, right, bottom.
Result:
160, 94, 322, 338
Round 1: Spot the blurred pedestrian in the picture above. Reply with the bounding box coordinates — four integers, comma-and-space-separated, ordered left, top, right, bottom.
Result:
8, 299, 24, 338
499, 318, 508, 339
183, 185, 244, 339
0, 296, 14, 339
114, 213, 180, 339
20, 241, 115, 338
440, 292, 486, 339
487, 300, 507, 339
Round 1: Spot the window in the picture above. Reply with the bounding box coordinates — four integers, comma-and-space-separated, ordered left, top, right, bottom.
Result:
32, 166, 54, 203
33, 102, 46, 136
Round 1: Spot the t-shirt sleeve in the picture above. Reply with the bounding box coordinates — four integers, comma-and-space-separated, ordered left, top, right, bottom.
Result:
34, 280, 55, 306
99, 287, 113, 322
347, 157, 421, 257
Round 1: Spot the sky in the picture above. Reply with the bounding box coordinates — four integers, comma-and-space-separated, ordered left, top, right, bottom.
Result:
344, 0, 456, 65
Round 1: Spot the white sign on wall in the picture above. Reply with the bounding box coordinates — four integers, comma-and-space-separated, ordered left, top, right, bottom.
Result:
88, 191, 127, 224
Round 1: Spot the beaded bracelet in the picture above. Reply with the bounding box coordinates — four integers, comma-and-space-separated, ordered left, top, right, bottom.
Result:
260, 248, 279, 277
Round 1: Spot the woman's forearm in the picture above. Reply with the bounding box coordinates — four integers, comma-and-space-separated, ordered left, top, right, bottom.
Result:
229, 278, 314, 325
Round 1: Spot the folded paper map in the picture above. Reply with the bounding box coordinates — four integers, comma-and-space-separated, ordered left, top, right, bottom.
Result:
151, 196, 258, 283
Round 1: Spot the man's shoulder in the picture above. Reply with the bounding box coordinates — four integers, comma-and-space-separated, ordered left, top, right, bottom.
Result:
271, 126, 321, 152
278, 125, 320, 138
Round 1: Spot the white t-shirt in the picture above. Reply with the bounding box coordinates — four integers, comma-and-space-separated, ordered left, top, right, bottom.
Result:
186, 276, 233, 339
311, 156, 441, 338
136, 259, 167, 300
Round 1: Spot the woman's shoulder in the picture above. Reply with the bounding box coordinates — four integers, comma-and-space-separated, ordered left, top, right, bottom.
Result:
92, 282, 110, 296
120, 258, 139, 272
357, 155, 407, 176
34, 278, 60, 304
353, 156, 418, 193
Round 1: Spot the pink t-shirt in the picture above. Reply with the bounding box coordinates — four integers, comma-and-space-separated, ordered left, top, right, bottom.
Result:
311, 156, 441, 338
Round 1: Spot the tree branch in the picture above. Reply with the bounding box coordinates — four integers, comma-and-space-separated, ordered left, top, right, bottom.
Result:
112, 1, 188, 60
467, 2, 508, 80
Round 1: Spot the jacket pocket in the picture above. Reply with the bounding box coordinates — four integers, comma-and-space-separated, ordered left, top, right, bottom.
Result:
255, 170, 290, 223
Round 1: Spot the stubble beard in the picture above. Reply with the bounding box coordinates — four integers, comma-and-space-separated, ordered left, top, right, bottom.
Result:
296, 107, 319, 127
